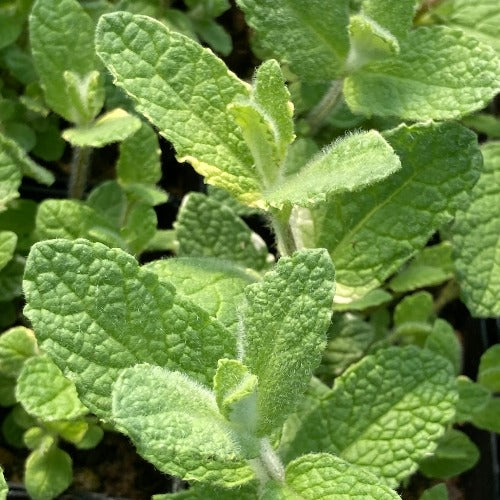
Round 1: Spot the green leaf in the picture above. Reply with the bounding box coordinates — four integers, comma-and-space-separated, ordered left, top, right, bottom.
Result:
87, 181, 127, 227
361, 0, 417, 41
120, 202, 157, 254
242, 249, 335, 435
419, 429, 479, 479
310, 122, 481, 301
62, 108, 142, 147
30, 0, 104, 124
0, 231, 16, 271
0, 199, 37, 251
0, 374, 16, 406
236, 0, 350, 82
393, 291, 434, 345
452, 142, 500, 317
478, 344, 500, 392
272, 453, 400, 499
74, 423, 103, 449
0, 326, 38, 379
95, 12, 262, 207
0, 256, 24, 302
153, 482, 259, 500
420, 484, 449, 500
0, 465, 7, 500
425, 319, 461, 375
112, 365, 256, 486
333, 288, 392, 312
471, 397, 500, 433
44, 420, 89, 445
265, 130, 401, 208
462, 113, 500, 138
24, 427, 48, 450
344, 26, 500, 120
23, 239, 237, 417
25, 445, 72, 500
281, 346, 457, 487
144, 257, 258, 334
16, 355, 88, 421
389, 242, 454, 293
455, 376, 491, 423
0, 1, 28, 49
175, 193, 272, 270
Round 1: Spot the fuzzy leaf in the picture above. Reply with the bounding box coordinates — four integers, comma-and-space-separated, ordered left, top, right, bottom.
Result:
175, 193, 271, 270
30, 0, 104, 124
236, 0, 350, 82
23, 239, 237, 417
478, 344, 500, 392
266, 131, 401, 208
0, 231, 16, 271
344, 26, 500, 120
16, 355, 88, 421
281, 346, 457, 487
112, 365, 256, 486
242, 249, 335, 435
455, 376, 490, 423
95, 12, 262, 206
361, 0, 417, 41
0, 327, 38, 379
452, 142, 500, 317
62, 108, 141, 147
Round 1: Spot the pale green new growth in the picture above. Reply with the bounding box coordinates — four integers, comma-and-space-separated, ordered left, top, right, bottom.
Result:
265, 130, 401, 208
175, 193, 271, 270
112, 365, 256, 486
281, 346, 457, 487
478, 344, 500, 392
242, 249, 335, 435
0, 231, 16, 271
95, 12, 262, 206
333, 288, 392, 311
452, 142, 500, 317
30, 0, 104, 124
62, 108, 142, 147
361, 0, 417, 41
0, 326, 38, 379
23, 239, 237, 417
16, 355, 88, 421
236, 0, 350, 82
0, 466, 6, 500
455, 376, 490, 423
345, 26, 500, 120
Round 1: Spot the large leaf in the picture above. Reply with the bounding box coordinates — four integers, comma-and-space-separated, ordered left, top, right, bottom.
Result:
361, 0, 417, 41
23, 239, 236, 417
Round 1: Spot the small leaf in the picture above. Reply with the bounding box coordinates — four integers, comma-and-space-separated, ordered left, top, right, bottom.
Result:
0, 231, 17, 271
62, 108, 142, 147
394, 291, 434, 326
24, 427, 49, 450
0, 256, 24, 302
478, 344, 500, 392
455, 376, 491, 423
120, 202, 157, 254
74, 424, 104, 450
419, 429, 479, 479
333, 288, 392, 311
419, 483, 449, 500
87, 181, 127, 227
44, 420, 89, 445
112, 365, 257, 486
425, 319, 461, 375
0, 326, 38, 379
16, 355, 88, 421
242, 249, 335, 435
471, 398, 500, 433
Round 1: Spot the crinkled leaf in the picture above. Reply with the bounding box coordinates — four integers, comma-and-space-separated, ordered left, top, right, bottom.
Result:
242, 249, 335, 435
310, 122, 481, 301
62, 108, 141, 147
425, 319, 461, 375
478, 344, 500, 392
452, 142, 500, 317
30, 0, 104, 124
16, 355, 88, 421
0, 231, 16, 271
0, 256, 24, 302
112, 365, 256, 486
455, 376, 491, 423
236, 0, 350, 82
266, 130, 401, 208
389, 242, 454, 293
175, 193, 271, 270
344, 26, 500, 120
419, 429, 479, 479
95, 12, 262, 206
361, 0, 417, 41
0, 326, 38, 379
23, 239, 237, 417
144, 257, 258, 334
281, 346, 457, 487
471, 398, 500, 433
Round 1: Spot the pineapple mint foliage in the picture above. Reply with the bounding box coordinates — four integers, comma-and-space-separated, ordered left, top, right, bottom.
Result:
0, 0, 499, 498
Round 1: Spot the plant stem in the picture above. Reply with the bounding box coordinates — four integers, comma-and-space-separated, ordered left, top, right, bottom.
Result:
271, 207, 297, 257
259, 439, 285, 483
305, 79, 343, 135
68, 146, 92, 199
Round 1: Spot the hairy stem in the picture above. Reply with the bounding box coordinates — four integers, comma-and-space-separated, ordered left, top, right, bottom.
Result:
305, 79, 343, 135
68, 146, 92, 199
271, 207, 297, 257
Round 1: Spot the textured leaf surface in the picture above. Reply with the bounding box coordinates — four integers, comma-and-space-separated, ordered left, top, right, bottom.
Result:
30, 0, 104, 123
362, 0, 417, 40
236, 0, 350, 82
242, 249, 335, 435
0, 466, 6, 500
62, 108, 141, 147
277, 453, 400, 499
425, 320, 461, 375
23, 239, 237, 417
266, 131, 401, 208
419, 429, 479, 479
281, 346, 457, 487
96, 12, 261, 205
112, 365, 256, 486
16, 355, 88, 421
345, 26, 500, 120
455, 376, 490, 423
311, 122, 481, 301
478, 344, 500, 392
452, 142, 500, 317
144, 257, 257, 334
0, 231, 16, 271
0, 327, 38, 379
175, 193, 271, 270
